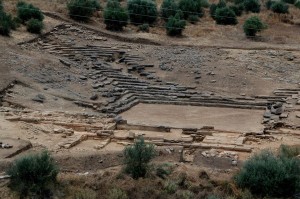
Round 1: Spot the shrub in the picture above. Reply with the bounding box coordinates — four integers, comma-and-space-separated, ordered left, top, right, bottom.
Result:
0, 12, 14, 36
200, 0, 210, 8
210, 0, 227, 19
0, 0, 3, 13
243, 16, 266, 37
176, 190, 195, 199
244, 0, 261, 13
188, 15, 199, 23
123, 136, 156, 179
271, 1, 289, 13
178, 0, 204, 19
27, 18, 44, 34
295, 0, 300, 8
229, 4, 244, 16
67, 0, 97, 22
138, 23, 149, 32
156, 163, 173, 179
127, 0, 158, 25
217, 0, 227, 8
160, 0, 178, 20
164, 180, 178, 194
282, 0, 296, 4
235, 150, 300, 197
108, 188, 128, 199
210, 4, 218, 19
215, 7, 237, 25
266, 0, 275, 9
166, 13, 186, 36
104, 0, 128, 31
7, 151, 59, 198
91, 0, 101, 11
17, 2, 44, 23
279, 144, 300, 158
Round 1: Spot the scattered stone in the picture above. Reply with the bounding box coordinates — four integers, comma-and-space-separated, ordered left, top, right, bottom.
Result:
279, 112, 289, 118
32, 94, 45, 103
90, 94, 98, 100
210, 80, 216, 83
59, 59, 71, 67
79, 75, 87, 80
263, 110, 272, 118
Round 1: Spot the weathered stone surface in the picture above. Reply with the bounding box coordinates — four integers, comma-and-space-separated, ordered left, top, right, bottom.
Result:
32, 94, 45, 103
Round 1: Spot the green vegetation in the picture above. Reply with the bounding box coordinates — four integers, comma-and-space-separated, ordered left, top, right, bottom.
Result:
67, 0, 97, 21
27, 18, 44, 34
235, 146, 300, 197
91, 0, 101, 11
282, 0, 296, 4
295, 0, 300, 8
229, 4, 244, 16
127, 0, 158, 25
243, 16, 266, 37
104, 0, 128, 31
160, 0, 178, 20
271, 1, 289, 13
178, 0, 204, 19
166, 13, 186, 36
0, 1, 18, 36
266, 0, 275, 9
7, 151, 59, 198
17, 1, 44, 23
188, 14, 199, 23
243, 0, 261, 13
123, 136, 156, 179
215, 7, 237, 25
210, 0, 227, 19
108, 188, 128, 199
138, 23, 149, 32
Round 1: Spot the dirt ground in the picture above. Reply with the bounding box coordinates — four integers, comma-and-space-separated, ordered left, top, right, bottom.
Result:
0, 1, 300, 198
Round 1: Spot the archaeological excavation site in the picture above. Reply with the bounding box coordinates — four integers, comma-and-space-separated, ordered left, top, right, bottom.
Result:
0, 0, 300, 198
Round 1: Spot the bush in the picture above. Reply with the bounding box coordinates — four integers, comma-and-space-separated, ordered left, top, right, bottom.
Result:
127, 0, 158, 25
138, 23, 149, 32
295, 0, 300, 8
166, 13, 186, 36
210, 0, 227, 19
188, 15, 199, 23
17, 2, 44, 23
156, 163, 173, 179
0, 12, 14, 36
67, 0, 97, 22
235, 150, 300, 197
0, 0, 3, 13
266, 0, 275, 9
279, 144, 300, 158
108, 188, 128, 199
91, 0, 101, 11
164, 180, 178, 194
160, 0, 178, 20
178, 0, 204, 19
271, 1, 289, 13
244, 0, 261, 13
27, 18, 44, 34
215, 7, 237, 25
123, 136, 156, 179
200, 0, 210, 8
104, 0, 128, 31
243, 16, 266, 37
282, 0, 296, 4
217, 0, 227, 8
210, 4, 218, 19
7, 151, 59, 198
229, 4, 244, 16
